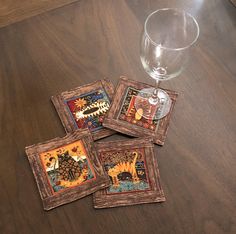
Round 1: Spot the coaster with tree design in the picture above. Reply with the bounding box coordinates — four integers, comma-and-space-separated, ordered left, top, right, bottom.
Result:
103, 76, 178, 145
25, 129, 110, 210
51, 79, 115, 140
93, 137, 165, 208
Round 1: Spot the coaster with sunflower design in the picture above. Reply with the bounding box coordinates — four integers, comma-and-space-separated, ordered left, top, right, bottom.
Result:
25, 129, 110, 210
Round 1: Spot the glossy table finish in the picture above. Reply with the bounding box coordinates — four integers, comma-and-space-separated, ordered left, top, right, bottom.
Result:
0, 0, 79, 28
0, 0, 235, 233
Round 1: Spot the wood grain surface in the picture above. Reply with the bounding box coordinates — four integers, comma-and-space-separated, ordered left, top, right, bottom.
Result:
0, 0, 79, 28
230, 0, 236, 7
0, 0, 235, 233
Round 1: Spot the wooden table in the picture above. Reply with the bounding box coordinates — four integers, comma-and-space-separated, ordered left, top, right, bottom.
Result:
0, 0, 235, 233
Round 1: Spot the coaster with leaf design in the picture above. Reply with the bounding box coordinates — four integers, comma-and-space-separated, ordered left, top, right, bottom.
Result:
25, 129, 110, 210
93, 137, 165, 208
103, 76, 178, 145
51, 79, 115, 140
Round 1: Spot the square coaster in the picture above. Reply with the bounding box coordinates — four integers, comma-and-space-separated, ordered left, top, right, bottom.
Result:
93, 138, 165, 208
103, 76, 178, 145
51, 79, 115, 140
25, 129, 110, 210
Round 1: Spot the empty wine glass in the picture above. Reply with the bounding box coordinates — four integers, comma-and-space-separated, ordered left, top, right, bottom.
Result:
135, 8, 199, 120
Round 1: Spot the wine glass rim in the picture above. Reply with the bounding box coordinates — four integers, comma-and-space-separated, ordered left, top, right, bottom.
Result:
144, 8, 200, 51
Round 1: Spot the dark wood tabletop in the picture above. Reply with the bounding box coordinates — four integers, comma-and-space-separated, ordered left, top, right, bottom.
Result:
0, 0, 236, 233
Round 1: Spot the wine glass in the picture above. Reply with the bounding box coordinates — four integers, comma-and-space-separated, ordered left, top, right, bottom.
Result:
135, 8, 199, 120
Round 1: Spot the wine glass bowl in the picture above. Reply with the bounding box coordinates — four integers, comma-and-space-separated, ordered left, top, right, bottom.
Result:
136, 8, 199, 120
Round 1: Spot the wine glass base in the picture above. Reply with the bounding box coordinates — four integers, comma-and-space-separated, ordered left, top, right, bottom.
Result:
134, 88, 172, 120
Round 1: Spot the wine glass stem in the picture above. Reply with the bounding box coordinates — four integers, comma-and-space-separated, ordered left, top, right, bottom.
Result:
151, 80, 160, 104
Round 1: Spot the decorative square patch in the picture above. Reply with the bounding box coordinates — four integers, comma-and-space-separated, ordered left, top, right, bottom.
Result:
100, 148, 150, 194
40, 140, 96, 193
65, 89, 110, 132
118, 87, 159, 131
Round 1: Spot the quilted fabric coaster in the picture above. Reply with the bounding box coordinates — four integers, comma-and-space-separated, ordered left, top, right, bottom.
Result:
25, 129, 110, 210
103, 76, 178, 145
52, 79, 115, 140
93, 137, 165, 208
